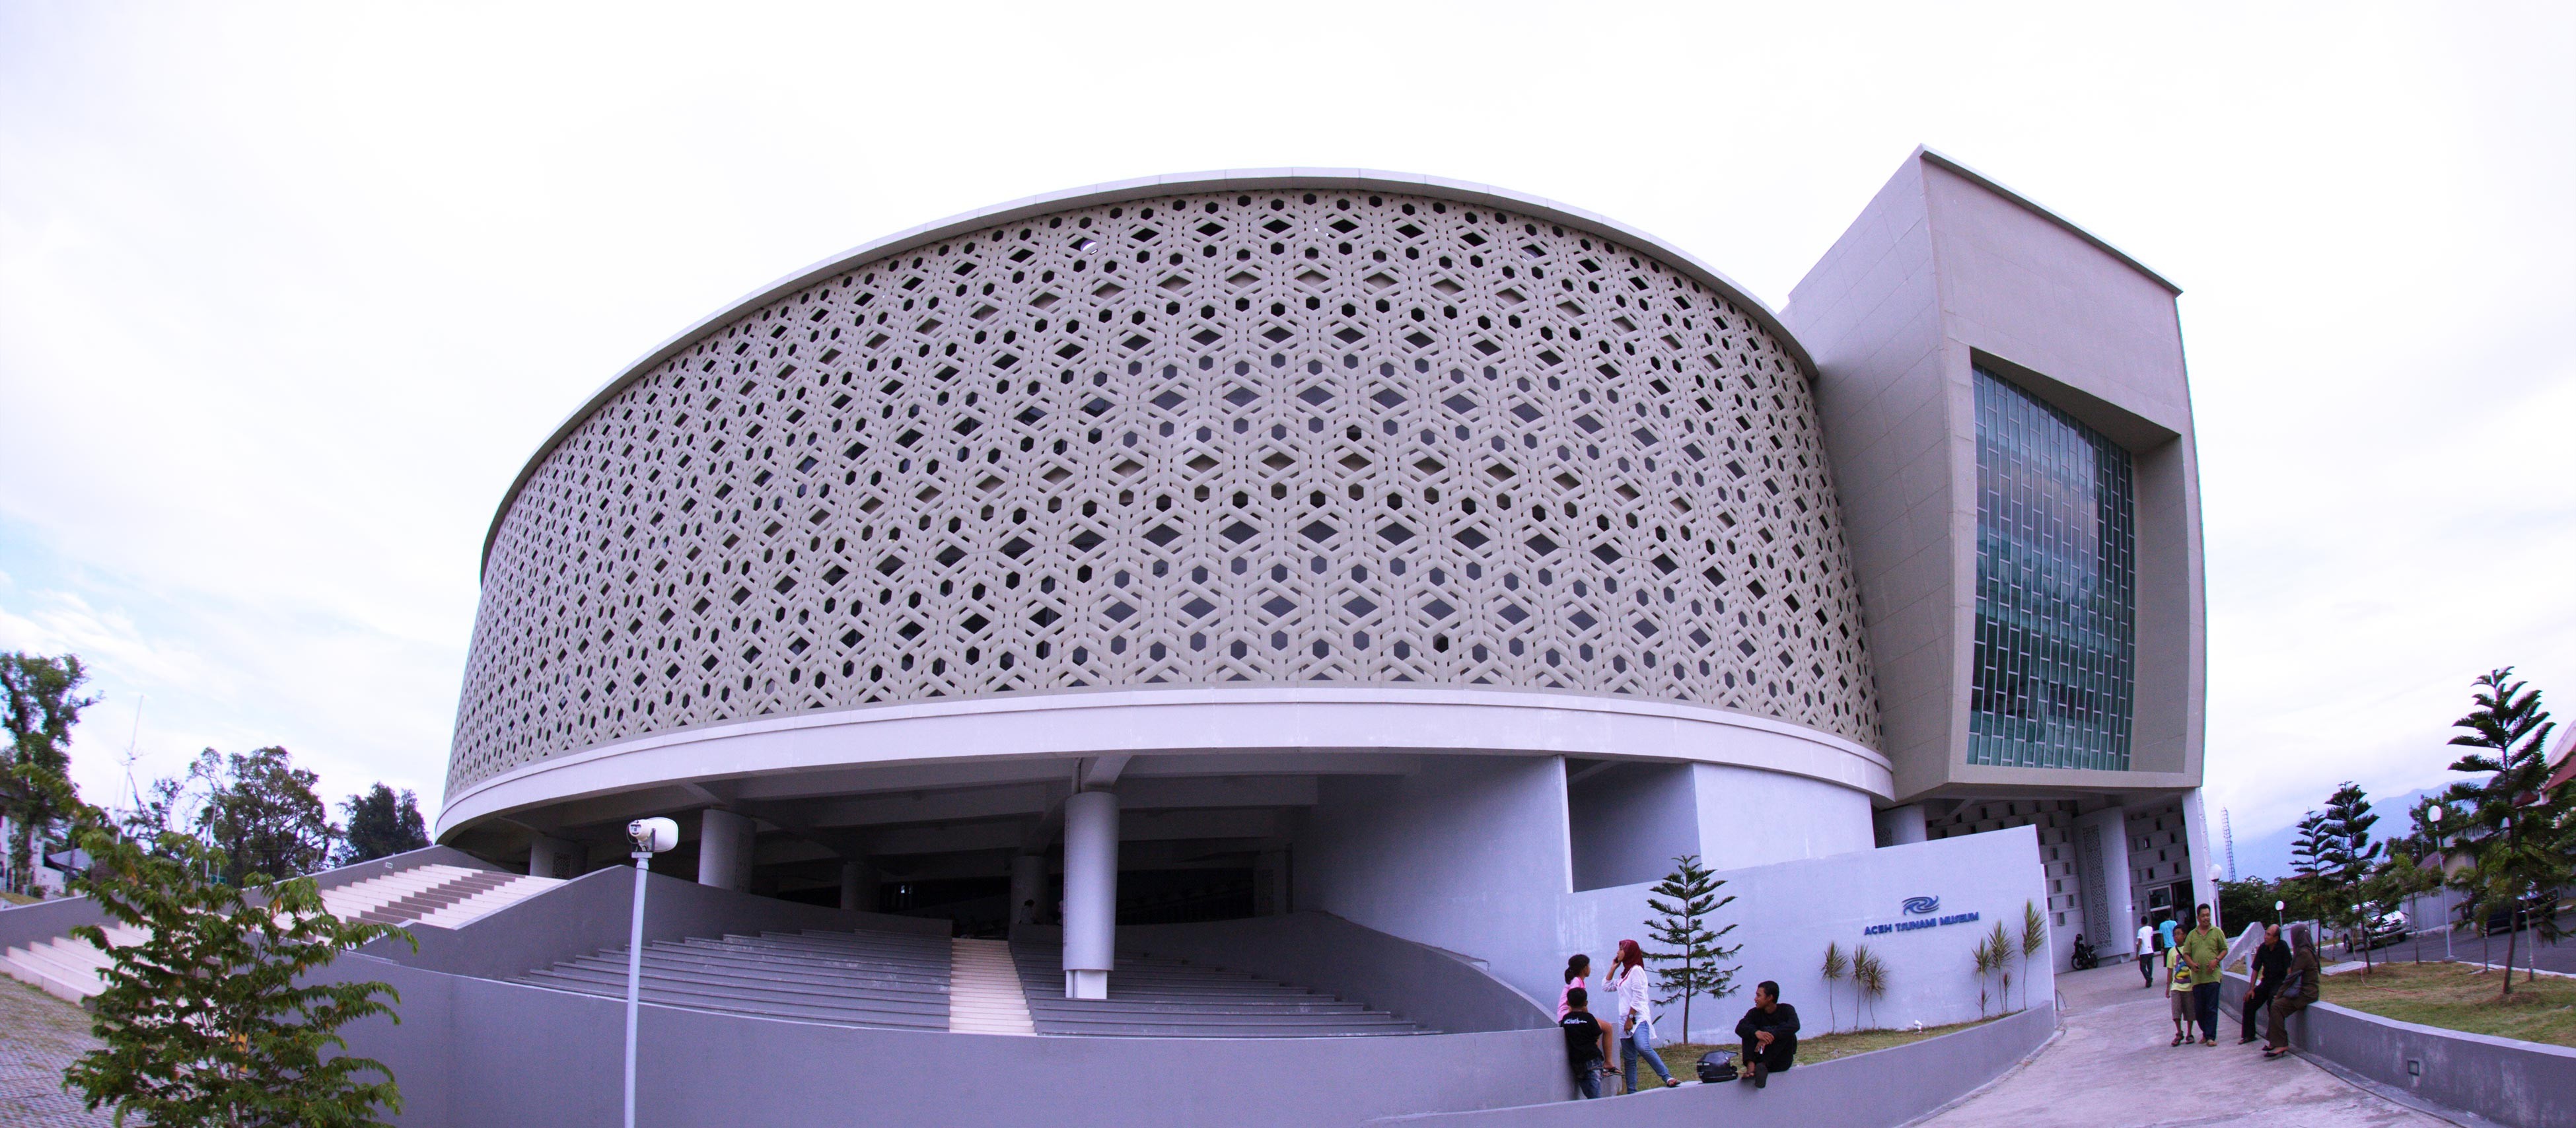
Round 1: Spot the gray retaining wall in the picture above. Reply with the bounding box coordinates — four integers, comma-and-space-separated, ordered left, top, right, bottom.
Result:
2224, 972, 2576, 1128
367, 864, 945, 981
1115, 912, 1554, 1034
322, 955, 1565, 1127
1369, 1004, 2057, 1126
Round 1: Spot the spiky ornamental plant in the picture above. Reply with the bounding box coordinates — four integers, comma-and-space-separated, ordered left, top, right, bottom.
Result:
1852, 944, 1887, 1030
2019, 900, 2048, 1010
1987, 921, 2016, 1014
1819, 941, 1849, 1034
1643, 854, 1741, 1042
2445, 667, 2569, 997
1970, 933, 1995, 1018
54, 777, 415, 1128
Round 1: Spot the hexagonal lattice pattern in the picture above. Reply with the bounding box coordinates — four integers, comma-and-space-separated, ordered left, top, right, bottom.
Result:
450, 188, 1881, 793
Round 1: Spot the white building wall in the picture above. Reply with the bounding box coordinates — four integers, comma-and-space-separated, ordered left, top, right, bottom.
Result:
1693, 763, 1875, 870
1559, 826, 2054, 1041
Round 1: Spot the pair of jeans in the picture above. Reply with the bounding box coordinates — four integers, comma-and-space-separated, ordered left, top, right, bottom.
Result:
2238, 981, 2277, 1042
1621, 1016, 1672, 1091
2139, 951, 2155, 986
1569, 1061, 1603, 1099
2192, 981, 2221, 1041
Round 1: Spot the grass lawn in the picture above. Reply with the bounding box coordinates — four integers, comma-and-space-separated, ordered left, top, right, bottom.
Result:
2320, 962, 2575, 1048
0, 891, 40, 906
1627, 1016, 2005, 1091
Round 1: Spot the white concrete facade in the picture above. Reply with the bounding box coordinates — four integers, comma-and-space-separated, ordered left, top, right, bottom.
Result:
432, 156, 2207, 1011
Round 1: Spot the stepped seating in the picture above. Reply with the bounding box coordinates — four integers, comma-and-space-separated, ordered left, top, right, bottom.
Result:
1006, 944, 1431, 1038
514, 929, 956, 1032
0, 863, 565, 1003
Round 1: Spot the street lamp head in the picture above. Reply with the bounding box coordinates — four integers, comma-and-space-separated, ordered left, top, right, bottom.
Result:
2427, 805, 2442, 824
2274, 900, 2285, 912
627, 817, 679, 855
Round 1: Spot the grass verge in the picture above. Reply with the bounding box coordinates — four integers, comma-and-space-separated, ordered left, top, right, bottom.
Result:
1627, 1016, 2004, 1091
2320, 961, 2575, 1048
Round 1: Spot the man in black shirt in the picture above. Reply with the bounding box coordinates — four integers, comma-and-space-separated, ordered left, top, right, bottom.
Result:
1734, 980, 1800, 1089
2238, 923, 2288, 1044
1558, 987, 1614, 1099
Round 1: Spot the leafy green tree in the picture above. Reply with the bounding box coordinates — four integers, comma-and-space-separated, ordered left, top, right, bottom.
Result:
6, 764, 413, 1126
1818, 941, 1848, 1034
2445, 666, 2569, 996
1641, 854, 1742, 1042
0, 651, 98, 894
2216, 877, 2283, 933
333, 785, 428, 867
185, 748, 338, 886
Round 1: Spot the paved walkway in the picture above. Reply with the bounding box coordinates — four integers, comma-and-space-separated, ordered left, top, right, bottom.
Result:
1914, 965, 2442, 1128
0, 981, 112, 1127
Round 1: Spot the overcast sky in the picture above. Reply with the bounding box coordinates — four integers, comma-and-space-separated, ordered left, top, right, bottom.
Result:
2, 2, 2568, 853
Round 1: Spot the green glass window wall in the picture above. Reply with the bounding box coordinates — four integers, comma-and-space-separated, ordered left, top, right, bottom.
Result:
1969, 367, 2135, 770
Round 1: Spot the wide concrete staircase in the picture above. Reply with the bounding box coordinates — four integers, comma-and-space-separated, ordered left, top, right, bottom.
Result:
1005, 944, 1431, 1038
1, 863, 563, 1003
515, 928, 956, 1032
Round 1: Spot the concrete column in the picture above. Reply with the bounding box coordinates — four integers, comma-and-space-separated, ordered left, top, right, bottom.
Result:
2074, 806, 2134, 963
1875, 804, 1929, 847
527, 833, 585, 880
696, 808, 756, 892
1061, 790, 1119, 999
838, 857, 878, 913
2180, 788, 2221, 933
1009, 854, 1047, 926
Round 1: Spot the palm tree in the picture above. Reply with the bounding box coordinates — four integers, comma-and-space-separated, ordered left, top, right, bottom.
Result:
1853, 945, 1888, 1030
1819, 942, 1848, 1033
2019, 900, 2048, 1010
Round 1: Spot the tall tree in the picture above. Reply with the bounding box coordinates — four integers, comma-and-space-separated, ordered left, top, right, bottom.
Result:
334, 785, 429, 867
1641, 854, 1742, 1042
187, 748, 338, 886
2287, 808, 2330, 923
0, 651, 98, 894
2315, 782, 2383, 966
2445, 667, 2568, 996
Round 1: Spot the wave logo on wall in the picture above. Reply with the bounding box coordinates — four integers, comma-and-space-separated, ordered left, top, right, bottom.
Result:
1902, 896, 1941, 915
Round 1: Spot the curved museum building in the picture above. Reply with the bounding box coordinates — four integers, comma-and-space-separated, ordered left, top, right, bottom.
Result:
437, 151, 2215, 1016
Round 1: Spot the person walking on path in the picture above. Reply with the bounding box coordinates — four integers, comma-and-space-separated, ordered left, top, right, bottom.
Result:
2166, 943, 2196, 1045
2158, 915, 2179, 954
1733, 980, 1800, 1089
2264, 925, 2323, 1060
2135, 919, 2158, 987
1559, 987, 1616, 1099
2182, 903, 2228, 1045
1608, 939, 1679, 1092
2238, 924, 2287, 1044
1558, 954, 1591, 1020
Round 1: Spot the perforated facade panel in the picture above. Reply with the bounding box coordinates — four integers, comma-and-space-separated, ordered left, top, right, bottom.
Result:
449, 186, 1882, 794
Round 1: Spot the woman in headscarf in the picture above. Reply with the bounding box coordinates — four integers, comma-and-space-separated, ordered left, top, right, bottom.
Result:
1607, 939, 1680, 1090
2262, 925, 2322, 1059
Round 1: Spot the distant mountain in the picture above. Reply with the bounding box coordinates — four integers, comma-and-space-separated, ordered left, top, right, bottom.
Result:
2227, 787, 2443, 880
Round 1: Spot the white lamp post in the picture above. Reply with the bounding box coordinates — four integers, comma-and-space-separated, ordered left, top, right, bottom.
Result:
2427, 805, 2451, 962
2209, 864, 2226, 933
624, 817, 678, 1128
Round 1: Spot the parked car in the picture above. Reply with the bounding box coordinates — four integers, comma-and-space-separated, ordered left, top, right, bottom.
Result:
2478, 890, 2565, 936
2360, 909, 2409, 950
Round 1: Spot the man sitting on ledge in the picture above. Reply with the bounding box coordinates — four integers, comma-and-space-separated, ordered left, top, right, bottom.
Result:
1734, 980, 1799, 1089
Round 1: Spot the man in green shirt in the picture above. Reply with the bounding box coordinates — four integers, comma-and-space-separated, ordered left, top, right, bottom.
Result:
2180, 903, 2229, 1045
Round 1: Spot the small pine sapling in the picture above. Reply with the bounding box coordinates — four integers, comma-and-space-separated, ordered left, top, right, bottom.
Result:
1643, 854, 1742, 1043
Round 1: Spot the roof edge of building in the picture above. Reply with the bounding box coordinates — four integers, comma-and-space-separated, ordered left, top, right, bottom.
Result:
1912, 145, 2184, 296
477, 168, 1814, 577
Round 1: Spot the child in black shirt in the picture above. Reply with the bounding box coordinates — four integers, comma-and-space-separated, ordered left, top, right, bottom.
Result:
1559, 987, 1614, 1099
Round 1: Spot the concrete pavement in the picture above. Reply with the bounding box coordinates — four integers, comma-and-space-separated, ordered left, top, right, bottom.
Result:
1912, 964, 2443, 1128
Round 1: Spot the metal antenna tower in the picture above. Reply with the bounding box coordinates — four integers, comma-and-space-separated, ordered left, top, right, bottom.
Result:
2222, 808, 2237, 882
116, 695, 147, 820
